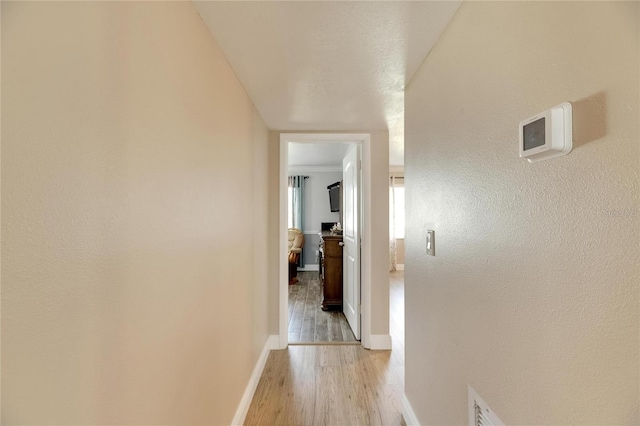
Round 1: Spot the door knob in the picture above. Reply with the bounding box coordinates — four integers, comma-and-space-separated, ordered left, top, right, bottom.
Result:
338, 242, 344, 246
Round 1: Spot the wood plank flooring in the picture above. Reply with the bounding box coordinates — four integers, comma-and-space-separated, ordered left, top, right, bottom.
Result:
288, 272, 357, 344
245, 271, 405, 426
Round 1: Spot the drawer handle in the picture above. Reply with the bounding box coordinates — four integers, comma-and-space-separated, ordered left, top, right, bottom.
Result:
338, 242, 344, 246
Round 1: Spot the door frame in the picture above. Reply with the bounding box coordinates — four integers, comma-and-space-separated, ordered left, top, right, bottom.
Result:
279, 133, 371, 349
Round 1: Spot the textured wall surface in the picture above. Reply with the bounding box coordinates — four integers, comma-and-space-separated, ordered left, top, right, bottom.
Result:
268, 131, 281, 335
405, 2, 639, 424
367, 132, 391, 336
2, 2, 269, 424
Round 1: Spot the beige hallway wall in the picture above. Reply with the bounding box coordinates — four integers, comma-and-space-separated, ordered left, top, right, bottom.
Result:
2, 2, 269, 424
405, 2, 639, 424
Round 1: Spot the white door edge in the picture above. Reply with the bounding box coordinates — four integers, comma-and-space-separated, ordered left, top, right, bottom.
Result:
342, 144, 361, 339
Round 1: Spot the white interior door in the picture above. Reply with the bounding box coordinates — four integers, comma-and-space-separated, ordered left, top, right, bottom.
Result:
342, 145, 360, 339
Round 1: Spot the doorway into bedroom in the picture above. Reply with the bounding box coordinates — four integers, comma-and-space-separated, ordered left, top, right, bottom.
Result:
286, 140, 359, 344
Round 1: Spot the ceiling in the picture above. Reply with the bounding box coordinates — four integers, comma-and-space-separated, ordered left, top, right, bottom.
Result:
195, 1, 461, 166
288, 142, 352, 168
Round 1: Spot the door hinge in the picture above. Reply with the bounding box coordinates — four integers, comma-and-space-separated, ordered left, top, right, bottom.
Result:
359, 160, 362, 170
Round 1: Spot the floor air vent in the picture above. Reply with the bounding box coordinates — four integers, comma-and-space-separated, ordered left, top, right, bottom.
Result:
468, 386, 504, 426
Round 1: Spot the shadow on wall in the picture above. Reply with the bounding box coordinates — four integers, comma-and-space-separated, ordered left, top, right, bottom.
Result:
572, 91, 607, 149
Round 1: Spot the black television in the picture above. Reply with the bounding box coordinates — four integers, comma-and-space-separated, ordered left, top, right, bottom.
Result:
327, 181, 341, 212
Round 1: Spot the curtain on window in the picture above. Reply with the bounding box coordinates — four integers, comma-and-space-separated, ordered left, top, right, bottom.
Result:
288, 175, 306, 267
390, 176, 397, 271
389, 175, 404, 271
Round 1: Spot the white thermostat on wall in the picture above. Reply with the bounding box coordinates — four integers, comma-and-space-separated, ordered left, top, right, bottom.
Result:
519, 102, 572, 163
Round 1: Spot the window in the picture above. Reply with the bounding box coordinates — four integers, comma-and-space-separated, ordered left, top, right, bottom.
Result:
393, 186, 405, 239
288, 186, 293, 228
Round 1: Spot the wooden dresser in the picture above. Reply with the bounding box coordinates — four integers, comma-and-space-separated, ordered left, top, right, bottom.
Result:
319, 232, 343, 311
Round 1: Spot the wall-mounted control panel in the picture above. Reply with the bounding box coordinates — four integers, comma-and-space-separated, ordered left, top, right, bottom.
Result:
519, 102, 572, 163
426, 230, 435, 256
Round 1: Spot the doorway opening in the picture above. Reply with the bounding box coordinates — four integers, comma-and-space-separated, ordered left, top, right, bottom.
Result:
278, 133, 373, 349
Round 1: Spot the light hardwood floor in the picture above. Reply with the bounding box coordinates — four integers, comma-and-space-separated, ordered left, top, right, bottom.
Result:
245, 271, 405, 426
289, 272, 357, 344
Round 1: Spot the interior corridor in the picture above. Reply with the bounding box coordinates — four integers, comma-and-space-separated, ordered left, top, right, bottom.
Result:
244, 271, 405, 425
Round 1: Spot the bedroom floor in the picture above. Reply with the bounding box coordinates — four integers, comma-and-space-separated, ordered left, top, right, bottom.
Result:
288, 271, 358, 344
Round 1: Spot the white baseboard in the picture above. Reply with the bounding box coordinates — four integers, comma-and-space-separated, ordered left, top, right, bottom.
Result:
231, 335, 279, 426
298, 264, 319, 272
369, 334, 392, 350
396, 264, 405, 271
269, 334, 280, 348
277, 333, 288, 350
402, 394, 421, 426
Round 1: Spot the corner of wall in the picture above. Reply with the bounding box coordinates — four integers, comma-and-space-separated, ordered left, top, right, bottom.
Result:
402, 394, 421, 426
231, 335, 280, 426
